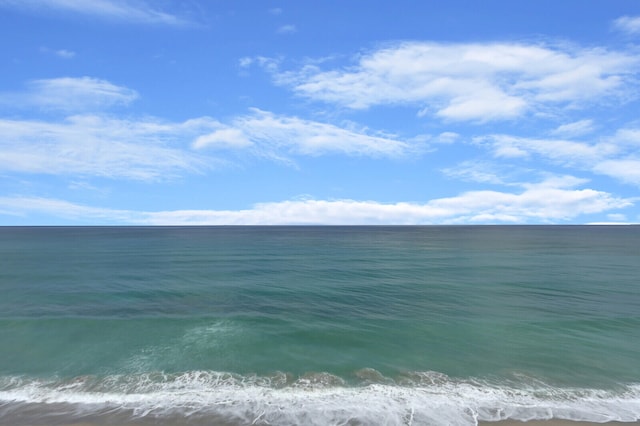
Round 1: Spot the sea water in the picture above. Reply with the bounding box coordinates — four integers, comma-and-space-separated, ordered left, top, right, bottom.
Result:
0, 226, 638, 425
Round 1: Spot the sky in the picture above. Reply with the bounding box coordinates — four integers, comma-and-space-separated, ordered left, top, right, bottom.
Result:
1, 0, 640, 225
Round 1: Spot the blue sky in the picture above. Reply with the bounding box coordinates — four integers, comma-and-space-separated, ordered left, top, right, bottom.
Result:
1, 0, 640, 225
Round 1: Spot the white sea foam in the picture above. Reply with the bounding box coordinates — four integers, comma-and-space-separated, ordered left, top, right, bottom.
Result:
1, 371, 639, 425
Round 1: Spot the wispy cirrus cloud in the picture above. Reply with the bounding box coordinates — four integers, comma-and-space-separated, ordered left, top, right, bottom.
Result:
475, 127, 640, 186
1, 93, 421, 181
441, 160, 519, 186
550, 119, 595, 138
0, 77, 139, 112
2, 76, 418, 170
0, 0, 192, 26
0, 114, 218, 180
0, 196, 136, 222
0, 77, 215, 180
0, 176, 632, 225
264, 42, 638, 122
0, 76, 424, 180
476, 134, 617, 163
193, 108, 418, 159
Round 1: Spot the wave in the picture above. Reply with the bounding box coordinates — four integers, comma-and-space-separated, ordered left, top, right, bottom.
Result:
1, 370, 639, 425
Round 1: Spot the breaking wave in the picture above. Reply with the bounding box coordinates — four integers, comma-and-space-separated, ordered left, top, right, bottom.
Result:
1, 370, 639, 425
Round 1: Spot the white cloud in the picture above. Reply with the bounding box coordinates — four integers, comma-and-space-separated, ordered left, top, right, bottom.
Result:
613, 15, 640, 35
277, 24, 297, 35
0, 0, 191, 26
239, 56, 280, 73
193, 108, 416, 158
434, 132, 460, 144
0, 71, 424, 179
611, 128, 640, 146
193, 128, 253, 150
0, 196, 135, 222
40, 47, 76, 58
238, 57, 253, 68
1, 77, 138, 112
607, 213, 628, 222
441, 160, 513, 185
54, 49, 76, 58
1, 177, 631, 225
551, 119, 594, 137
0, 115, 217, 180
477, 134, 618, 165
271, 42, 638, 122
493, 144, 530, 159
434, 88, 526, 121
0, 105, 422, 180
593, 159, 640, 185
476, 129, 640, 187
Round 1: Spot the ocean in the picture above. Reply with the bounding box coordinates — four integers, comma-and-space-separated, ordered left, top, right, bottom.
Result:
0, 226, 638, 425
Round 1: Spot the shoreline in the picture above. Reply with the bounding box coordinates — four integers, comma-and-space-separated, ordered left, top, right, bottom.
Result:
2, 415, 639, 426
480, 422, 640, 426
14, 421, 640, 426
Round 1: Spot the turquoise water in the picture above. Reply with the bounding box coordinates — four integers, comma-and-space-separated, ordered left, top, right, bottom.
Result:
0, 226, 639, 425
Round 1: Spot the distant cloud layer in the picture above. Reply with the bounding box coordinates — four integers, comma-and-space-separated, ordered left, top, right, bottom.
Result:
0, 176, 631, 225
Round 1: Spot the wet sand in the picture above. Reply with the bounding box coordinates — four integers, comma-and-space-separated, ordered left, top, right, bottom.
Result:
15, 420, 640, 426
480, 421, 640, 426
